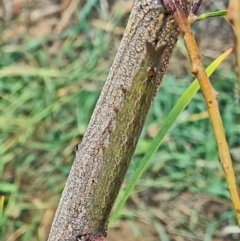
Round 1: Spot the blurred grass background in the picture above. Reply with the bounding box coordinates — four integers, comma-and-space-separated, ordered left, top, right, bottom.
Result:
0, 0, 239, 241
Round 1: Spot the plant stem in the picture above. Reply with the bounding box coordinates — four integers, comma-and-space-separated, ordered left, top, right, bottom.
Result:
163, 0, 240, 226
47, 1, 188, 239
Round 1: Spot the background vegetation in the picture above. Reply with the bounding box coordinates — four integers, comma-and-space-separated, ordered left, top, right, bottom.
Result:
0, 0, 239, 240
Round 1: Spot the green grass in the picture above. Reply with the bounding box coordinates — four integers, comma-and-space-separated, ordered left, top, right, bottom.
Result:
0, 2, 239, 241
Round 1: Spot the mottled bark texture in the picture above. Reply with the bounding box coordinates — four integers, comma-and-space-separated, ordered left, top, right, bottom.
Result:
48, 0, 191, 240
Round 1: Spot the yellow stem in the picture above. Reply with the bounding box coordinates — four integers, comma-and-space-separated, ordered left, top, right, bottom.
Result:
173, 7, 240, 226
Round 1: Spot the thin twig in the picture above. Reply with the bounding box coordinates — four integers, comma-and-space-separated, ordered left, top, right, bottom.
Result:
162, 0, 240, 226
189, 10, 227, 24
227, 0, 240, 103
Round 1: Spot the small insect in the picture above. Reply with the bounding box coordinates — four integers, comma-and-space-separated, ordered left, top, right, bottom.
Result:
75, 144, 79, 152
146, 67, 157, 82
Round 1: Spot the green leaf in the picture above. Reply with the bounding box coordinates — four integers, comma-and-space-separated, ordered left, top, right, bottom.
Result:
0, 183, 17, 193
0, 196, 4, 224
197, 10, 228, 22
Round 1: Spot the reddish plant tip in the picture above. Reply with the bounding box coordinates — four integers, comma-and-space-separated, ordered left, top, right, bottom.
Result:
160, 0, 190, 15
191, 0, 203, 14
160, 0, 176, 13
